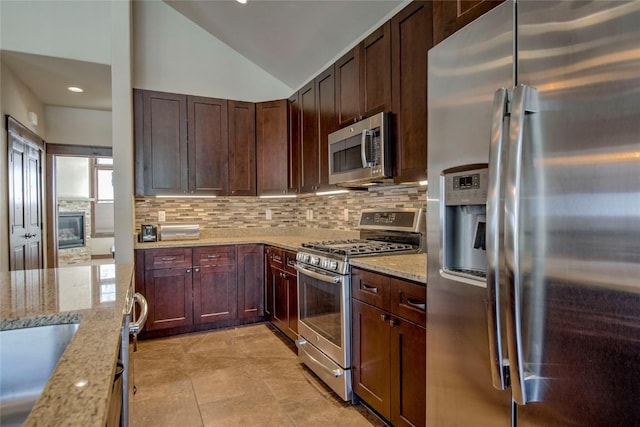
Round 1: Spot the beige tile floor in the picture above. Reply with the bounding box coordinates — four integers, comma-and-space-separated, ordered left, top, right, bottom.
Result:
132, 323, 386, 427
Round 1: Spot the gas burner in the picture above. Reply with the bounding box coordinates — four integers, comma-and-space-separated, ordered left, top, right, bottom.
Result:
302, 239, 418, 257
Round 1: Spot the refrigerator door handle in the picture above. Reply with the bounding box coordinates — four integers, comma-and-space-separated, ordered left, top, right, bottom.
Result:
505, 84, 542, 405
486, 87, 510, 391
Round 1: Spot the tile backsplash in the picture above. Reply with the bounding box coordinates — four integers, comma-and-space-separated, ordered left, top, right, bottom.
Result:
134, 185, 426, 234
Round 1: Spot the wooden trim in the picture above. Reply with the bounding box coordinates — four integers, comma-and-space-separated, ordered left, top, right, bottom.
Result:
7, 116, 45, 149
46, 152, 58, 268
45, 143, 112, 157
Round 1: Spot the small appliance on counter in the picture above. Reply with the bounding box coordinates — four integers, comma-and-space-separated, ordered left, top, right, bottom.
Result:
138, 224, 157, 242
158, 223, 200, 241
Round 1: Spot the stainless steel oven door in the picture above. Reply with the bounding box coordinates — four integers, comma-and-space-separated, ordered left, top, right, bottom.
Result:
295, 263, 350, 369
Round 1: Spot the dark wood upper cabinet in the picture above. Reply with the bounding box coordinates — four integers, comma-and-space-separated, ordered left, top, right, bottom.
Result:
335, 47, 362, 128
391, 1, 432, 182
288, 92, 301, 193
256, 99, 291, 195
361, 21, 392, 118
433, 0, 505, 45
135, 89, 233, 196
188, 96, 228, 195
134, 89, 188, 196
315, 65, 337, 189
299, 80, 319, 193
228, 100, 256, 196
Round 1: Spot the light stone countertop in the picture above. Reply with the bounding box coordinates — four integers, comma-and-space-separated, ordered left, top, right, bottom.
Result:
0, 263, 134, 427
135, 229, 427, 284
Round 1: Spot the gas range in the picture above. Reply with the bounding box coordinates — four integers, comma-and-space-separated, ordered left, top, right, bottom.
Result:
296, 208, 425, 275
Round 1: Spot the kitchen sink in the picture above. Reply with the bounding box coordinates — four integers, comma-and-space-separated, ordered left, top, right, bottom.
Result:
0, 323, 79, 426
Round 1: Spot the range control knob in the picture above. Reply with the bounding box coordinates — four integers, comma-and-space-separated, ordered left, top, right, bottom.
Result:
328, 261, 338, 270
310, 256, 320, 265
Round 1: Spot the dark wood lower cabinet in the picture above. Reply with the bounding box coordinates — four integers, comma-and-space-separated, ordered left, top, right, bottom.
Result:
137, 244, 264, 338
352, 267, 426, 427
193, 263, 237, 324
265, 246, 298, 341
144, 267, 193, 331
391, 317, 426, 427
353, 299, 392, 417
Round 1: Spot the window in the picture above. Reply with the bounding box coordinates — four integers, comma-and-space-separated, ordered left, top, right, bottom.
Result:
91, 158, 114, 237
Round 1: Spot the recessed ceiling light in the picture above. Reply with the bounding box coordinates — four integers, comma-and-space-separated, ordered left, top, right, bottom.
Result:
68, 86, 84, 93
237, 0, 247, 4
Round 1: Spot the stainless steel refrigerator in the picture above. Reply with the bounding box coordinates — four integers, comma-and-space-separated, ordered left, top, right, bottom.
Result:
426, 1, 640, 425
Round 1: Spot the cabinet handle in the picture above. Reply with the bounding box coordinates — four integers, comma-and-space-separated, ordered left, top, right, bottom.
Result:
362, 284, 379, 294
161, 257, 177, 261
194, 268, 200, 273
273, 255, 282, 262
207, 254, 221, 259
389, 318, 398, 327
286, 259, 296, 267
406, 298, 426, 312
380, 314, 389, 322
186, 269, 191, 273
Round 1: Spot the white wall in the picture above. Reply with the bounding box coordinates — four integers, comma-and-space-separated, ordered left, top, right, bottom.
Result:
0, 0, 111, 65
111, 1, 134, 264
133, 1, 293, 102
45, 106, 112, 147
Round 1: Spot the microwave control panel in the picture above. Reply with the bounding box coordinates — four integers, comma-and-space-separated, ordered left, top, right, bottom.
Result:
444, 167, 488, 206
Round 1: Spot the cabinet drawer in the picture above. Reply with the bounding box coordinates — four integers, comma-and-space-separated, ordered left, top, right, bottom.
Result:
193, 246, 236, 267
268, 247, 285, 269
144, 248, 192, 270
390, 278, 426, 327
352, 268, 390, 311
284, 250, 297, 275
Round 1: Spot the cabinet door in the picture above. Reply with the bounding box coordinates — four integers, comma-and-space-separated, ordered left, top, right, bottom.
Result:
144, 267, 193, 331
361, 21, 392, 118
335, 46, 362, 127
315, 65, 337, 189
271, 267, 289, 334
390, 319, 426, 427
288, 93, 301, 193
135, 89, 188, 196
188, 96, 228, 195
299, 80, 319, 193
193, 263, 237, 324
352, 299, 391, 420
285, 271, 298, 340
264, 249, 275, 319
256, 100, 290, 195
228, 101, 256, 196
237, 244, 264, 319
433, 0, 504, 45
391, 1, 432, 182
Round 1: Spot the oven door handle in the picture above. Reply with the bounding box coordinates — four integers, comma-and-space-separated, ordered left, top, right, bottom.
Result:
294, 264, 343, 284
296, 339, 344, 378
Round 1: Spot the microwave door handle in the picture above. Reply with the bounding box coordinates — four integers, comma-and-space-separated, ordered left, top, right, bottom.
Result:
361, 129, 371, 168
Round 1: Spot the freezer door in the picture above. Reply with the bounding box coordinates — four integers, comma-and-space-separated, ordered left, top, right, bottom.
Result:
512, 1, 640, 425
427, 1, 513, 425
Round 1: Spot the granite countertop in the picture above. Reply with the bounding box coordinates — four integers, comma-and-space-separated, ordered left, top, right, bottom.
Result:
135, 229, 427, 284
0, 263, 134, 427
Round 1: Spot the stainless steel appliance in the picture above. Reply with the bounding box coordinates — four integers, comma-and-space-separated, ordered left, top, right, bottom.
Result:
295, 208, 425, 401
120, 290, 147, 426
427, 1, 640, 425
328, 112, 392, 186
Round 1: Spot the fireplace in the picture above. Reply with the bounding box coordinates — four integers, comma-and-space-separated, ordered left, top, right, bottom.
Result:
58, 212, 85, 249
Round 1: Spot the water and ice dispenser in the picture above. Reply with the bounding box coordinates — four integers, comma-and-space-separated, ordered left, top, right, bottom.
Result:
441, 165, 488, 285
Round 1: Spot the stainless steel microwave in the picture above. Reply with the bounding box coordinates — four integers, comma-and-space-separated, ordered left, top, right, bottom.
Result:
328, 112, 392, 186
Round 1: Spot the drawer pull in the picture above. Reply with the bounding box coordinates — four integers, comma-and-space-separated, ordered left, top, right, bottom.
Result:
207, 254, 221, 259
287, 259, 296, 267
406, 298, 426, 312
161, 257, 177, 261
362, 284, 379, 294
273, 255, 282, 262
